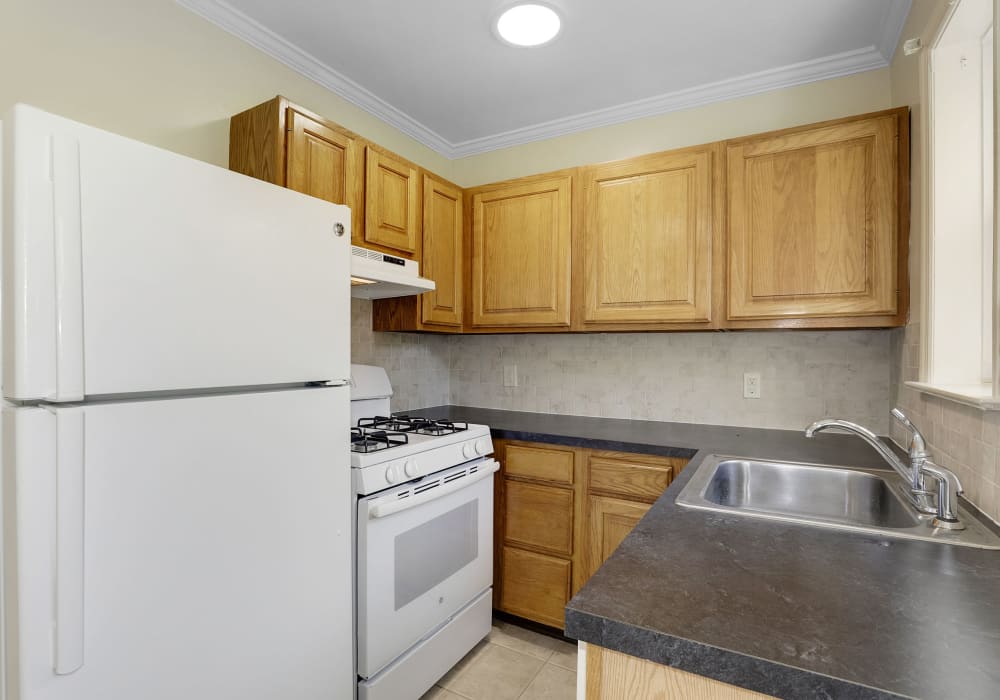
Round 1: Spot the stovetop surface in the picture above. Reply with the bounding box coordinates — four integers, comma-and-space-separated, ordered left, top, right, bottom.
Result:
350, 415, 488, 463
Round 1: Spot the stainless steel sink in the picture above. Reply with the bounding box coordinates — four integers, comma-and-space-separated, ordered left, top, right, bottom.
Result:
676, 455, 1000, 549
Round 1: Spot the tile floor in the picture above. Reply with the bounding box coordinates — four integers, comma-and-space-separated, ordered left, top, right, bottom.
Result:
421, 620, 578, 700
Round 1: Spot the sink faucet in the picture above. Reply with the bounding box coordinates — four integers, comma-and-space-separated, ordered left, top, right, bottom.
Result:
804, 409, 965, 530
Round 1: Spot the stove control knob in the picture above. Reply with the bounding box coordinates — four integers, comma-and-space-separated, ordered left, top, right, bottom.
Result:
475, 439, 489, 455
385, 465, 398, 484
462, 443, 475, 459
404, 460, 418, 477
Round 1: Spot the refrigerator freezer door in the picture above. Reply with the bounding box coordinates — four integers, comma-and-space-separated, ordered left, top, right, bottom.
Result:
2, 387, 352, 700
2, 104, 350, 402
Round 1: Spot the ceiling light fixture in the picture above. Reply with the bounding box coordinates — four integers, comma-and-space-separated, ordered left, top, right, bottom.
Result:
495, 4, 561, 47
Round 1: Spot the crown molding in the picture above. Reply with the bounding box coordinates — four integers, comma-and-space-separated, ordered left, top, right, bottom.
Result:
447, 45, 890, 157
176, 0, 455, 155
877, 0, 913, 61
178, 0, 907, 160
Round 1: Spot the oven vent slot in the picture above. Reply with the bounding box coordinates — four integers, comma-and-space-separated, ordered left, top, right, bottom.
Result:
443, 471, 467, 484
396, 492, 410, 500
414, 481, 441, 495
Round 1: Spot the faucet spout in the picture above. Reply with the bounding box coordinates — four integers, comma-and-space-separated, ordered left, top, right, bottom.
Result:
804, 418, 913, 484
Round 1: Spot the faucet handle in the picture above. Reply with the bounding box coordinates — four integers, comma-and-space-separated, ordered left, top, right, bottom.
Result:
890, 408, 928, 458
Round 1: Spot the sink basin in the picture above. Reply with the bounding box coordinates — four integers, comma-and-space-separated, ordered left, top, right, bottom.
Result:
676, 455, 1000, 549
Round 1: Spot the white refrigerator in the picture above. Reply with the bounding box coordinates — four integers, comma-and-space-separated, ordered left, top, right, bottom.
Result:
0, 105, 354, 699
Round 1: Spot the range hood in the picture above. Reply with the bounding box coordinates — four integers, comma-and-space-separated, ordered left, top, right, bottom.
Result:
350, 246, 435, 299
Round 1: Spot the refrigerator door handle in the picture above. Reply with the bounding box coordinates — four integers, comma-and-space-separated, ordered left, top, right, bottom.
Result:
49, 134, 86, 402
53, 406, 86, 674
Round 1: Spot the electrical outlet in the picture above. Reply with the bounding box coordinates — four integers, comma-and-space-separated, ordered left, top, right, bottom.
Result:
503, 364, 519, 387
743, 372, 761, 399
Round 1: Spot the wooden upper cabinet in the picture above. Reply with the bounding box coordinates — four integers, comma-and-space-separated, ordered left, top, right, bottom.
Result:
286, 109, 362, 215
365, 146, 420, 254
421, 174, 463, 327
726, 109, 906, 322
581, 146, 718, 325
471, 176, 572, 327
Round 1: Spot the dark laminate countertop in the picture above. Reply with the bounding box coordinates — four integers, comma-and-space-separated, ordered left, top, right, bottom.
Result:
414, 405, 1000, 700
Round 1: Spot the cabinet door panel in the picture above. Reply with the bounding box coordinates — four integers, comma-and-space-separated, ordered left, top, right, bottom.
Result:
583, 148, 715, 323
504, 480, 574, 555
505, 443, 575, 485
728, 113, 899, 320
500, 546, 571, 629
585, 496, 650, 580
286, 109, 361, 215
421, 175, 463, 326
471, 177, 572, 327
365, 147, 419, 253
587, 454, 678, 503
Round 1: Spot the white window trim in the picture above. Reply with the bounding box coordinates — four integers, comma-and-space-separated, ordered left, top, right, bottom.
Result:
909, 0, 1000, 409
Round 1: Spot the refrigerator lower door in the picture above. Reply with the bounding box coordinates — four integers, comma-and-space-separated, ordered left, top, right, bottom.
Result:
2, 387, 351, 700
3, 104, 350, 402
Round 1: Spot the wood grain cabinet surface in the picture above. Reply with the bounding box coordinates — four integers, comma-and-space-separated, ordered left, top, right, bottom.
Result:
364, 146, 420, 254
469, 175, 573, 328
230, 97, 366, 244
578, 145, 722, 328
586, 645, 777, 699
494, 441, 688, 629
419, 174, 464, 327
371, 174, 466, 333
726, 108, 908, 327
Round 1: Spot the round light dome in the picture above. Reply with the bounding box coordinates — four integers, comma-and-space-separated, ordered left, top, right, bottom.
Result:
495, 4, 561, 47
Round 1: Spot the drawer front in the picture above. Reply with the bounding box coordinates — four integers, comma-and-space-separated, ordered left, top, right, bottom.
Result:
504, 480, 574, 555
505, 443, 575, 485
588, 454, 680, 503
500, 546, 571, 629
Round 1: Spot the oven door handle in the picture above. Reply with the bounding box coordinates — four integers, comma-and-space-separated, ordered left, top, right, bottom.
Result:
368, 460, 499, 520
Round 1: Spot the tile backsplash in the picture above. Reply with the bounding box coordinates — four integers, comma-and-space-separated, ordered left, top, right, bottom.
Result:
350, 299, 450, 411
449, 330, 891, 432
351, 301, 892, 433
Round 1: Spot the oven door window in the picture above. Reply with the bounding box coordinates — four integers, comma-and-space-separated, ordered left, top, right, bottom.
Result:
357, 464, 494, 679
394, 500, 478, 610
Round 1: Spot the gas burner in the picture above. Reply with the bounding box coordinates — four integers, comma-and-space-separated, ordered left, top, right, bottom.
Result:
350, 427, 408, 453
411, 419, 469, 436
356, 416, 470, 436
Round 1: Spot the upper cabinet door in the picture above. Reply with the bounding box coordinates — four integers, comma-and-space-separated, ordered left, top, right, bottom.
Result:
727, 112, 901, 321
471, 176, 572, 327
421, 175, 464, 327
286, 108, 362, 215
581, 147, 717, 324
365, 146, 420, 254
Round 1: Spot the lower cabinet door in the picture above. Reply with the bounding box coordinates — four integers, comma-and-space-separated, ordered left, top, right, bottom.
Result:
586, 496, 651, 580
499, 546, 571, 629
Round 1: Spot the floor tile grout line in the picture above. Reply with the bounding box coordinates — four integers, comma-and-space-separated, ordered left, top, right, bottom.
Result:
515, 654, 552, 700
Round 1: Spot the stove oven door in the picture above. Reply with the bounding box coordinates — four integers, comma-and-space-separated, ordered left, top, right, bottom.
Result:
357, 458, 498, 679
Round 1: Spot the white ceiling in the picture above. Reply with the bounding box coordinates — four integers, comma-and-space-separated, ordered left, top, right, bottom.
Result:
179, 0, 912, 158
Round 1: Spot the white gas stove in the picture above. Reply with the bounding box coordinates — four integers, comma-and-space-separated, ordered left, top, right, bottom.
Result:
349, 365, 495, 700
351, 417, 492, 493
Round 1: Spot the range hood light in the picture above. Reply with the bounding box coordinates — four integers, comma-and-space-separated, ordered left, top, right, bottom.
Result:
351, 276, 376, 286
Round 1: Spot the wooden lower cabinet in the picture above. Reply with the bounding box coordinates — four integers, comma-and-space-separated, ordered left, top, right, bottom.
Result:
586, 496, 652, 580
585, 644, 777, 699
494, 441, 688, 629
500, 546, 572, 629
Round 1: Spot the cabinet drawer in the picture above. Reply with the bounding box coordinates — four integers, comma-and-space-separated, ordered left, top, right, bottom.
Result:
505, 443, 575, 485
504, 480, 574, 555
587, 454, 680, 503
500, 546, 571, 629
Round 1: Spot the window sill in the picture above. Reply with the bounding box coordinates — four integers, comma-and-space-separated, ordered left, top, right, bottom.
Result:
905, 381, 1000, 410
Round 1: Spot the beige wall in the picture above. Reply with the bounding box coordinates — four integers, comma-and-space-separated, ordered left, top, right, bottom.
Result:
0, 0, 453, 178
451, 69, 893, 186
889, 0, 1000, 524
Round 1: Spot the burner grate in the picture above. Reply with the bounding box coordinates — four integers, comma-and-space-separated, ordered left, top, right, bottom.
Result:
350, 427, 408, 453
